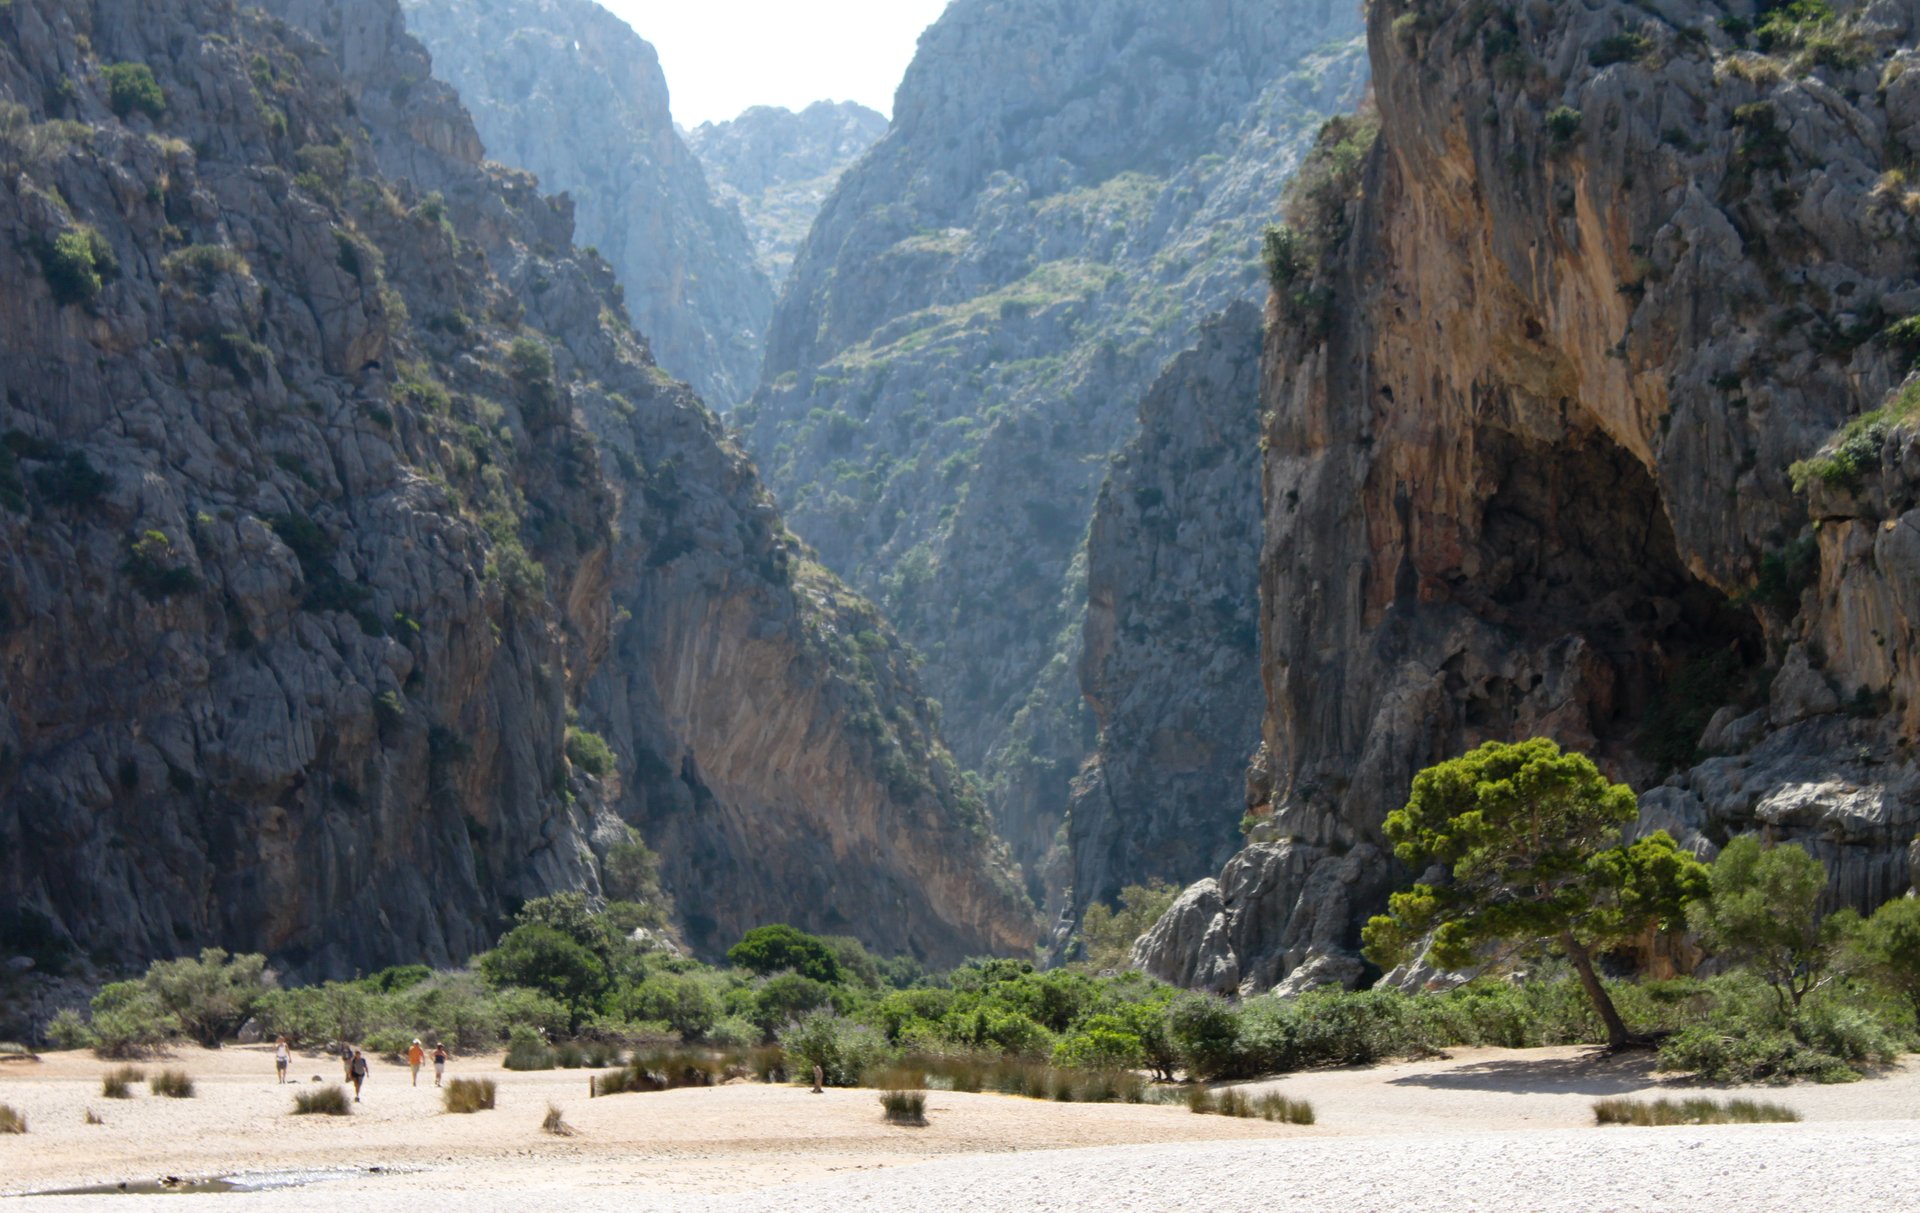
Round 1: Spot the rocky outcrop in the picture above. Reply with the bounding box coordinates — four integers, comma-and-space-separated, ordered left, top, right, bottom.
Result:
744, 0, 1368, 905
399, 0, 772, 408
0, 0, 1033, 978
1139, 0, 1920, 993
1064, 303, 1266, 940
688, 101, 887, 288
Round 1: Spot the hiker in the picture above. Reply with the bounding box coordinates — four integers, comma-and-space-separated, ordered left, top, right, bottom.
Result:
432, 1042, 448, 1088
349, 1048, 369, 1103
274, 1037, 291, 1085
340, 1042, 354, 1082
407, 1039, 425, 1087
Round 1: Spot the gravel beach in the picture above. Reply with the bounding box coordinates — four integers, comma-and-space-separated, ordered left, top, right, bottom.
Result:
2, 1044, 1914, 1211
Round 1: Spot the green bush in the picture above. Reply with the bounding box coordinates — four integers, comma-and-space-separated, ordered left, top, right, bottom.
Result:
141, 948, 270, 1047
728, 924, 845, 984
1051, 1013, 1146, 1070
292, 1085, 350, 1115
1167, 992, 1241, 1080
1545, 106, 1583, 145
89, 983, 179, 1057
102, 63, 165, 119
565, 727, 616, 778
38, 226, 115, 305
44, 1008, 94, 1050
503, 1024, 555, 1071
778, 1010, 892, 1087
478, 924, 609, 1025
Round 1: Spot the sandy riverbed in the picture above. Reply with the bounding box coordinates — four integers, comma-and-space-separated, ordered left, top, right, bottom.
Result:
1, 1044, 1915, 1210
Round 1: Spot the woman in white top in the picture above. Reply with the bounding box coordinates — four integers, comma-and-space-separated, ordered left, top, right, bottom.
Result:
274, 1037, 291, 1084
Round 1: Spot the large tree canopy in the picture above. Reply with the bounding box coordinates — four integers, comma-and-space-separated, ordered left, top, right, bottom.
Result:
1361, 738, 1708, 1049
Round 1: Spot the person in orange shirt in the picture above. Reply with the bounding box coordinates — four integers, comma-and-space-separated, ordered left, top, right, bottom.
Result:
407, 1039, 426, 1087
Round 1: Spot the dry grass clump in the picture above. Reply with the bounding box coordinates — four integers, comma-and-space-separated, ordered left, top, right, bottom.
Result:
84, 1107, 104, 1125
879, 1085, 928, 1126
443, 1076, 496, 1113
591, 1047, 730, 1097
101, 1065, 144, 1098
541, 1102, 574, 1136
1186, 1085, 1314, 1124
149, 1068, 194, 1098
0, 1103, 24, 1134
1593, 1097, 1800, 1126
292, 1085, 350, 1116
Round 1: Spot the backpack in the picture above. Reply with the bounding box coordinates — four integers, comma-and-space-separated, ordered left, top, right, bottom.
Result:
351, 1056, 368, 1078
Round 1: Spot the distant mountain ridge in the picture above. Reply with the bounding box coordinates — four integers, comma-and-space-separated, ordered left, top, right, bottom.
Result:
689, 101, 888, 288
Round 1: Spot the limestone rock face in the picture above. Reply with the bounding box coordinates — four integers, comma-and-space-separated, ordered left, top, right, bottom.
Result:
400, 0, 773, 408
688, 102, 888, 288
1144, 0, 1920, 991
1065, 303, 1266, 938
746, 0, 1368, 907
0, 0, 1033, 976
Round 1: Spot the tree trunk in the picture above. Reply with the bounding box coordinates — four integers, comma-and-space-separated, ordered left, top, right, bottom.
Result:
1562, 931, 1633, 1050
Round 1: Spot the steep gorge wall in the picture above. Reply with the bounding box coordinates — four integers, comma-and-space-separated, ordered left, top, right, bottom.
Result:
400, 0, 773, 410
0, 0, 1032, 979
747, 0, 1368, 909
1139, 0, 1920, 993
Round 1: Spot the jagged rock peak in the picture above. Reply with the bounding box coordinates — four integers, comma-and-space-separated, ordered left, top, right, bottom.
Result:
687, 100, 887, 287
399, 0, 772, 409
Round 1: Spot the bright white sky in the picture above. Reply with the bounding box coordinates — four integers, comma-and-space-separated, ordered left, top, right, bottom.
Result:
597, 0, 952, 128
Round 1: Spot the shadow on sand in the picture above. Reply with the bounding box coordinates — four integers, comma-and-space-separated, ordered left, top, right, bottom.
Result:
1386, 1050, 1667, 1097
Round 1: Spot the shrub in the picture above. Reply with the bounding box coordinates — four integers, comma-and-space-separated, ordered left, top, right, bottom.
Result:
89, 983, 178, 1057
1051, 1013, 1146, 1070
142, 948, 271, 1047
292, 1085, 350, 1115
102, 1065, 144, 1098
565, 727, 616, 778
38, 226, 114, 306
728, 924, 845, 984
102, 63, 166, 119
1545, 106, 1583, 145
161, 244, 250, 294
149, 1069, 194, 1098
503, 1025, 555, 1071
84, 1107, 103, 1125
0, 1104, 21, 1134
1589, 31, 1654, 68
778, 1010, 892, 1087
478, 924, 609, 1026
1167, 993, 1241, 1080
878, 1085, 927, 1125
44, 1008, 94, 1050
542, 1102, 574, 1136
1593, 1097, 1799, 1125
443, 1077, 496, 1113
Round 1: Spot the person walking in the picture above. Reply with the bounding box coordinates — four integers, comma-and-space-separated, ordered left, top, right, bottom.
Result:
432, 1042, 448, 1088
407, 1039, 425, 1087
349, 1047, 369, 1103
274, 1037, 291, 1085
340, 1042, 354, 1083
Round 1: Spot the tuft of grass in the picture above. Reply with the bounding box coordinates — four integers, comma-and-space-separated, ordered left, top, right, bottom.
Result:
292, 1085, 350, 1116
102, 1065, 144, 1098
879, 1086, 928, 1126
0, 1103, 23, 1134
1186, 1085, 1215, 1115
84, 1107, 104, 1125
149, 1068, 194, 1098
1254, 1092, 1316, 1124
541, 1102, 574, 1136
443, 1076, 497, 1114
1593, 1096, 1801, 1126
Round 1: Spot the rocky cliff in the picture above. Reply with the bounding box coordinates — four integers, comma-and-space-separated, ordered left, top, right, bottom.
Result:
1065, 302, 1266, 941
1138, 0, 1920, 994
744, 0, 1368, 908
399, 0, 772, 410
688, 101, 888, 288
0, 0, 1033, 978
